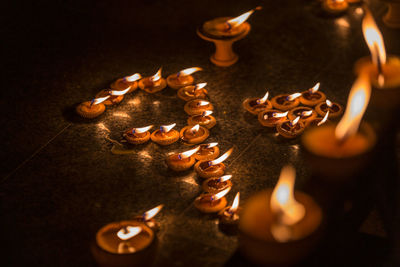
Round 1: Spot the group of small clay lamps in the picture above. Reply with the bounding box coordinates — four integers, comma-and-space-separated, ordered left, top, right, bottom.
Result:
243, 82, 343, 139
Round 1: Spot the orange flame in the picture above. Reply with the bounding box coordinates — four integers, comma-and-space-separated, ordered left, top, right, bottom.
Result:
125, 73, 142, 82
150, 68, 162, 82
110, 87, 131, 96
326, 99, 333, 108
286, 93, 301, 101
210, 148, 233, 165
202, 110, 213, 117
195, 82, 207, 90
219, 175, 232, 182
301, 110, 313, 117
317, 111, 329, 126
133, 125, 153, 134
160, 123, 176, 133
362, 8, 386, 68
309, 82, 320, 94
213, 187, 231, 200
197, 100, 210, 106
117, 226, 142, 240
270, 165, 305, 225
92, 96, 110, 105
290, 116, 300, 126
256, 91, 269, 105
272, 111, 288, 118
190, 124, 200, 133
143, 204, 164, 221
335, 74, 371, 141
207, 142, 218, 148
229, 192, 240, 213
227, 6, 261, 28
180, 146, 200, 159
178, 67, 203, 76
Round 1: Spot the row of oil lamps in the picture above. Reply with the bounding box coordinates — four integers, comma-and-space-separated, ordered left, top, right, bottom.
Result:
90, 5, 400, 267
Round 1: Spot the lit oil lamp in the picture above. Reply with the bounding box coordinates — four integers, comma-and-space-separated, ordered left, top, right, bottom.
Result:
187, 110, 217, 129
184, 99, 214, 115
193, 142, 220, 161
95, 87, 131, 106
180, 124, 210, 144
124, 125, 153, 144
258, 110, 288, 127
271, 93, 301, 111
307, 111, 330, 127
243, 91, 272, 115
322, 0, 349, 15
299, 82, 326, 107
138, 68, 167, 93
202, 175, 233, 194
239, 165, 322, 266
194, 187, 231, 213
354, 8, 400, 109
194, 148, 233, 179
76, 96, 110, 119
276, 116, 306, 139
315, 99, 343, 119
288, 106, 317, 125
177, 82, 208, 101
218, 192, 241, 235
150, 123, 179, 145
197, 7, 261, 67
302, 74, 377, 179
382, 0, 400, 28
166, 67, 203, 90
92, 221, 157, 267
111, 73, 142, 94
166, 146, 200, 171
133, 205, 163, 232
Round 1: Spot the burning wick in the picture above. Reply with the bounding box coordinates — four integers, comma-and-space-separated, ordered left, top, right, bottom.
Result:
308, 82, 320, 94
286, 93, 302, 101
160, 123, 176, 134
272, 111, 289, 119
117, 226, 142, 241
90, 96, 110, 107
203, 175, 232, 194
207, 148, 234, 167
167, 146, 200, 171
317, 111, 330, 126
225, 6, 262, 31
195, 148, 233, 178
256, 91, 269, 105
151, 123, 179, 145
289, 116, 300, 127
176, 67, 203, 78
194, 187, 231, 213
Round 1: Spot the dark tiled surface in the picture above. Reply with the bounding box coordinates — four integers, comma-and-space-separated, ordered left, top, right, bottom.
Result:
2, 0, 400, 266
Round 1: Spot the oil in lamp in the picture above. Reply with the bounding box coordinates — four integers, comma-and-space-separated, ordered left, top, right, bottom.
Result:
184, 99, 214, 115
258, 110, 288, 127
76, 96, 110, 119
180, 124, 210, 144
239, 165, 322, 265
187, 110, 217, 129
197, 7, 261, 67
299, 82, 326, 106
150, 123, 179, 145
95, 87, 131, 106
288, 106, 317, 125
276, 116, 305, 139
124, 125, 153, 144
111, 73, 142, 94
133, 205, 163, 232
218, 192, 241, 235
166, 146, 200, 171
202, 175, 233, 194
177, 82, 208, 101
193, 142, 220, 161
315, 99, 343, 119
166, 67, 202, 89
194, 187, 231, 213
271, 93, 301, 111
242, 91, 272, 115
194, 148, 233, 178
382, 0, 400, 29
322, 0, 349, 15
138, 68, 167, 93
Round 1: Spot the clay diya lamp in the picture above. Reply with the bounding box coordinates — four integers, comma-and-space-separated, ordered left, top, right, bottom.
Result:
197, 7, 261, 67
193, 142, 220, 161
124, 125, 153, 145
299, 82, 326, 107
132, 205, 163, 232
258, 110, 288, 127
92, 221, 158, 267
382, 0, 400, 29
111, 73, 142, 94
187, 110, 217, 129
301, 75, 377, 180
177, 83, 208, 101
138, 68, 167, 93
218, 192, 241, 235
180, 124, 210, 144
243, 91, 272, 114
194, 187, 230, 213
166, 67, 202, 89
150, 123, 179, 145
76, 96, 109, 119
271, 92, 301, 111
315, 99, 343, 119
322, 0, 349, 15
95, 87, 131, 106
202, 175, 233, 194
184, 99, 214, 115
288, 106, 318, 126
195, 148, 233, 179
166, 146, 200, 171
239, 166, 322, 266
276, 117, 306, 139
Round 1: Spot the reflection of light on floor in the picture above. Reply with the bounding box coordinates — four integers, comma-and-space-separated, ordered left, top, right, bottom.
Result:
139, 150, 152, 159
335, 18, 350, 28
97, 122, 110, 132
290, 144, 299, 156
355, 7, 363, 16
113, 112, 131, 119
153, 100, 160, 106
128, 98, 141, 106
181, 173, 199, 186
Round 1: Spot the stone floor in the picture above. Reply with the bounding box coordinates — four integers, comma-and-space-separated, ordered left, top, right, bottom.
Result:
1, 0, 399, 266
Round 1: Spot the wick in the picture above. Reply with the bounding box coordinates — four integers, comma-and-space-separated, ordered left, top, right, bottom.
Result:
176, 71, 181, 78
225, 22, 232, 32
131, 129, 136, 134
90, 98, 95, 107
178, 154, 182, 160
217, 177, 221, 183
159, 126, 164, 133
374, 43, 383, 76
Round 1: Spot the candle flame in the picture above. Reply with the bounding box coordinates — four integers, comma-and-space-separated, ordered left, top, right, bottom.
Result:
290, 116, 300, 126
202, 110, 213, 117
301, 110, 313, 117
160, 123, 176, 133
207, 142, 218, 148
143, 204, 164, 221
229, 192, 240, 213
195, 82, 207, 90
256, 91, 269, 105
92, 96, 110, 105
133, 125, 153, 134
110, 87, 131, 96
219, 175, 232, 182
180, 146, 200, 159
117, 226, 142, 241
270, 165, 305, 225
150, 67, 162, 82
213, 187, 231, 200
326, 99, 333, 108
178, 67, 203, 76
362, 8, 386, 68
335, 74, 371, 141
125, 73, 142, 82
286, 93, 301, 101
190, 124, 200, 133
272, 111, 288, 118
210, 148, 233, 165
197, 100, 210, 107
227, 6, 261, 28
309, 82, 320, 94
317, 111, 329, 126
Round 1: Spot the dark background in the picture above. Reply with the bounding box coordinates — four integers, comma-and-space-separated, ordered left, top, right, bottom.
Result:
1, 0, 399, 266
